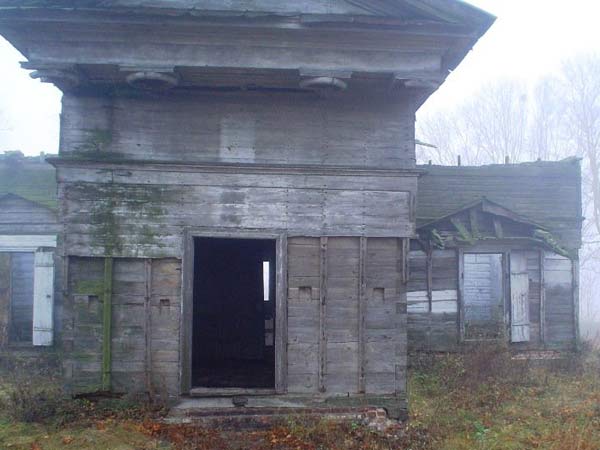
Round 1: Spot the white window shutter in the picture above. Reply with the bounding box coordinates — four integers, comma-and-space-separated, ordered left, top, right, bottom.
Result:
510, 252, 530, 342
32, 250, 54, 346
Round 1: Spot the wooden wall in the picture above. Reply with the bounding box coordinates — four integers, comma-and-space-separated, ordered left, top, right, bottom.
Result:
407, 245, 577, 353
544, 253, 576, 348
65, 238, 405, 398
64, 256, 181, 396
57, 163, 416, 258
407, 248, 459, 352
60, 91, 416, 169
287, 237, 406, 396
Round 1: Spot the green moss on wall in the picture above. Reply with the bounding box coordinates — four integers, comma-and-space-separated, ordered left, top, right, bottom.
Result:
73, 280, 104, 297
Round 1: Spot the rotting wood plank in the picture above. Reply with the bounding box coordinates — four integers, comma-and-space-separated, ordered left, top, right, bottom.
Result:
426, 248, 433, 313
358, 236, 367, 394
102, 257, 113, 391
275, 233, 288, 394
144, 259, 152, 393
318, 236, 327, 393
572, 257, 580, 350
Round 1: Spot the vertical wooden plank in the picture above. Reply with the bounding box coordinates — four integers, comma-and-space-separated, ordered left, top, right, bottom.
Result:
457, 248, 465, 342
32, 250, 54, 346
539, 249, 546, 344
275, 233, 288, 394
395, 237, 405, 396
102, 257, 113, 391
144, 259, 152, 393
318, 236, 327, 393
401, 238, 410, 284
426, 248, 433, 313
0, 253, 10, 346
180, 230, 194, 394
510, 252, 530, 342
572, 256, 580, 350
357, 236, 366, 394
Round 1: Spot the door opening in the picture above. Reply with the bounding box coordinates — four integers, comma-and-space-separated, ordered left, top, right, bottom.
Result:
463, 253, 504, 340
192, 237, 276, 389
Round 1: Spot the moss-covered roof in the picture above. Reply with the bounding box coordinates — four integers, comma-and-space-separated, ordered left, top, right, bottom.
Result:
416, 158, 583, 250
0, 157, 57, 210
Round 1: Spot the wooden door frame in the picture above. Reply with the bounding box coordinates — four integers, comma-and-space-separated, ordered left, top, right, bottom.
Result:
458, 248, 508, 342
180, 228, 288, 395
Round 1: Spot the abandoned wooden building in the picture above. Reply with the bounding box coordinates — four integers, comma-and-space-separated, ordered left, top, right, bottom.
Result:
0, 0, 534, 419
0, 153, 60, 350
408, 160, 582, 354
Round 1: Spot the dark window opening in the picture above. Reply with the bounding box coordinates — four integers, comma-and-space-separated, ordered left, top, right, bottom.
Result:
192, 237, 276, 389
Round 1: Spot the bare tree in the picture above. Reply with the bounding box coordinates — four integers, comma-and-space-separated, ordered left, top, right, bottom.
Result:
561, 54, 600, 235
417, 80, 529, 165
529, 76, 566, 161
416, 54, 600, 327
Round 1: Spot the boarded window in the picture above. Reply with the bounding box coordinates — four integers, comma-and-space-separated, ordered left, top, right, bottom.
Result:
463, 253, 504, 340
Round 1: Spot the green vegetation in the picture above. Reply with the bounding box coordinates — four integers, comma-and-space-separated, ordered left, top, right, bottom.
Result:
0, 162, 57, 210
1, 345, 599, 449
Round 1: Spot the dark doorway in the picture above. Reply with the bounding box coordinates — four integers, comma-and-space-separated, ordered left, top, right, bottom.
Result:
192, 237, 276, 389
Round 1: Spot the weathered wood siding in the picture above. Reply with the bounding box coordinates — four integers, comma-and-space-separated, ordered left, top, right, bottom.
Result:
407, 245, 577, 352
64, 256, 181, 396
57, 164, 416, 258
0, 195, 59, 235
407, 248, 458, 352
543, 252, 575, 349
61, 92, 416, 169
287, 236, 406, 396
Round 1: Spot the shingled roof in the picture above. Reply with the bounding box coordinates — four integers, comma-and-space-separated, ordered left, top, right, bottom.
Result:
416, 159, 583, 250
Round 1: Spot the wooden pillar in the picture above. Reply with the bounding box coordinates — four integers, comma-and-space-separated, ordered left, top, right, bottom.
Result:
144, 259, 152, 393
275, 234, 288, 394
572, 257, 580, 350
357, 237, 367, 394
0, 253, 11, 346
318, 237, 328, 393
102, 257, 113, 391
426, 248, 433, 313
539, 250, 546, 345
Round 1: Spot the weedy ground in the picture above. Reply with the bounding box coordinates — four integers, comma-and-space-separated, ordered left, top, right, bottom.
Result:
1, 343, 599, 450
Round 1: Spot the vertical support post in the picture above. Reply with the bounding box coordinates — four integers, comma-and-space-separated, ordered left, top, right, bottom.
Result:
426, 248, 433, 313
401, 238, 410, 284
357, 237, 367, 394
102, 257, 113, 392
144, 259, 152, 394
318, 237, 328, 393
0, 253, 11, 346
395, 237, 407, 396
539, 250, 546, 345
572, 256, 580, 350
275, 233, 288, 394
181, 231, 194, 394
457, 248, 465, 342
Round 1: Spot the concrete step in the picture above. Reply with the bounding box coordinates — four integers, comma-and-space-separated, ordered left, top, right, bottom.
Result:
167, 397, 391, 430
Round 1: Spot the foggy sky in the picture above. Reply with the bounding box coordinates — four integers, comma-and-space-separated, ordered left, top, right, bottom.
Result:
0, 0, 599, 156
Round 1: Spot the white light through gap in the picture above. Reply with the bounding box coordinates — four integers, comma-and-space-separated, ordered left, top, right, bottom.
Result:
263, 261, 270, 301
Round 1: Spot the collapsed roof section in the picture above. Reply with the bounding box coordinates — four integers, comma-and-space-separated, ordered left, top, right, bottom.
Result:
416, 159, 583, 252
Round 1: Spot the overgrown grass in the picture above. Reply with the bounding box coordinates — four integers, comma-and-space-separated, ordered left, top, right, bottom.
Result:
409, 343, 600, 450
1, 345, 599, 449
